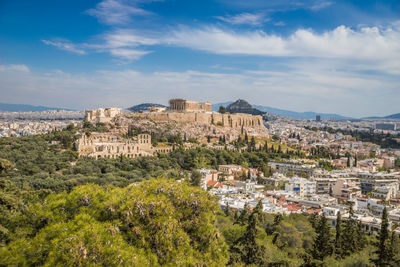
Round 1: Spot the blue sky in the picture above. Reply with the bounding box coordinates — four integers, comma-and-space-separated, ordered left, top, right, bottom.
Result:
0, 0, 399, 117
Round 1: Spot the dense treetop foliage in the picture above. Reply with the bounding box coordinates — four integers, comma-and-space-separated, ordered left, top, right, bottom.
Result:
0, 179, 229, 266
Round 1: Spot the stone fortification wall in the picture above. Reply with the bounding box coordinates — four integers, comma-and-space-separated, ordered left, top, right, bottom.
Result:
136, 112, 263, 128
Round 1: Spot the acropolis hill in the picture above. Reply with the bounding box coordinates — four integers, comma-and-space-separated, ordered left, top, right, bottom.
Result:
85, 99, 264, 128
79, 98, 269, 159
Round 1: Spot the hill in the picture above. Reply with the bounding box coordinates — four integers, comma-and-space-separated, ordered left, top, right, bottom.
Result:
225, 99, 264, 115
127, 103, 167, 112
213, 101, 349, 119
363, 113, 400, 119
385, 113, 400, 119
0, 103, 75, 112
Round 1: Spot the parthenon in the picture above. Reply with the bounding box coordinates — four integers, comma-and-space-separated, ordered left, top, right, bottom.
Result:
169, 99, 211, 112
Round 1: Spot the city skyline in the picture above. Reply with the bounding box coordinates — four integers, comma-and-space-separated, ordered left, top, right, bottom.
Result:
1, 0, 399, 117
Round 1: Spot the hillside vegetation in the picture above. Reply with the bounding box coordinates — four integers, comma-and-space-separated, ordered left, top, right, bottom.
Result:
0, 127, 399, 266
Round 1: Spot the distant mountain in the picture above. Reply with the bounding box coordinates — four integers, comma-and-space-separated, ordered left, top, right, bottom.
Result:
0, 103, 75, 112
127, 103, 167, 112
364, 113, 400, 119
385, 113, 400, 119
225, 99, 264, 116
212, 101, 350, 120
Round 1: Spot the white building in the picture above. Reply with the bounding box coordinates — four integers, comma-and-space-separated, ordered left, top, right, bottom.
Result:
285, 177, 316, 197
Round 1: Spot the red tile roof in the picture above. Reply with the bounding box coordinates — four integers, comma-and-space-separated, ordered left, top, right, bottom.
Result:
286, 203, 301, 212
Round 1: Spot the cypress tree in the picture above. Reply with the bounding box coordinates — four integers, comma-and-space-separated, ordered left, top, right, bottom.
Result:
239, 212, 266, 265
335, 211, 343, 257
313, 215, 333, 261
272, 213, 283, 228
233, 210, 239, 221
342, 209, 357, 256
253, 200, 263, 215
309, 213, 318, 229
252, 200, 265, 224
224, 202, 232, 217
355, 221, 367, 251
244, 133, 249, 144
250, 136, 256, 151
236, 203, 250, 225
375, 207, 390, 266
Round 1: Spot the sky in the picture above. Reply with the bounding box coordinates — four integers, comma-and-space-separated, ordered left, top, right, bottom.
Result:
0, 0, 399, 118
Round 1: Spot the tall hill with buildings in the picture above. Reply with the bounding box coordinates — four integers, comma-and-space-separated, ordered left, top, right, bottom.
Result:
225, 99, 264, 116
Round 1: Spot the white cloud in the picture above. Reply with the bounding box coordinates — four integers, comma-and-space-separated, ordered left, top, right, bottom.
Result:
168, 24, 400, 59
310, 1, 334, 11
102, 30, 160, 48
0, 64, 30, 72
42, 30, 158, 61
215, 13, 269, 26
166, 27, 288, 55
166, 23, 400, 74
274, 21, 286, 26
86, 0, 154, 25
42, 39, 86, 55
109, 48, 151, 61
42, 21, 400, 73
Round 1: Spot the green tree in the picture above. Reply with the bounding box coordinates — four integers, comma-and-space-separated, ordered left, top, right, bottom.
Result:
0, 180, 229, 266
238, 212, 266, 265
252, 200, 265, 225
374, 207, 390, 266
224, 203, 232, 217
342, 208, 358, 256
236, 203, 250, 226
388, 232, 400, 266
219, 106, 226, 114
250, 136, 256, 152
0, 158, 13, 174
335, 211, 343, 257
312, 215, 333, 261
190, 170, 202, 186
